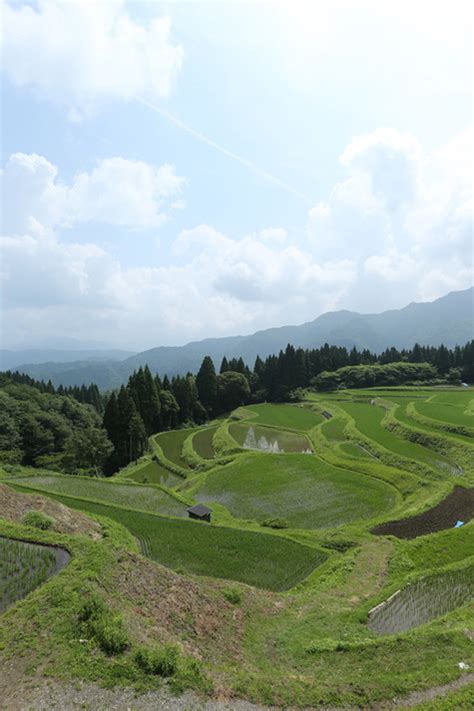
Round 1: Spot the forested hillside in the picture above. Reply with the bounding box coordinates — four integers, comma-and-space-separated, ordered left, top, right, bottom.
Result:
0, 374, 112, 474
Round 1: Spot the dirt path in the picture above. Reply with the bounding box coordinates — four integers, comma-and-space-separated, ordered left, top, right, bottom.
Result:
2, 673, 472, 711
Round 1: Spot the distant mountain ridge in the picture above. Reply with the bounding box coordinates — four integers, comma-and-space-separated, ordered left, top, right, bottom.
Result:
6, 287, 473, 388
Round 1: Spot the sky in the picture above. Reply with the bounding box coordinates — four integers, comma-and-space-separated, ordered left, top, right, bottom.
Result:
0, 0, 472, 351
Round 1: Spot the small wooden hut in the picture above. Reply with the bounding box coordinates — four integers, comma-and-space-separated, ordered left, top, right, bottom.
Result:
187, 503, 212, 523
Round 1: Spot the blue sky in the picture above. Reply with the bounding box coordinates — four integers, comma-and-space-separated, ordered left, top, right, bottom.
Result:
1, 0, 472, 350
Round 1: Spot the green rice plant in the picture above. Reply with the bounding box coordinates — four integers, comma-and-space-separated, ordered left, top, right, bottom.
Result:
12, 475, 189, 519
192, 453, 397, 529
118, 457, 182, 487
0, 537, 66, 612
192, 427, 217, 459
242, 403, 323, 430
17, 493, 327, 591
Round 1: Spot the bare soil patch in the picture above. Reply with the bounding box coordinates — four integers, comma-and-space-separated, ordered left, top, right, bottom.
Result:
0, 483, 101, 539
371, 486, 474, 539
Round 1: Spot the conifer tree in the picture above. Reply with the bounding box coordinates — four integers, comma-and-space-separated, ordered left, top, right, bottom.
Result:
196, 356, 217, 415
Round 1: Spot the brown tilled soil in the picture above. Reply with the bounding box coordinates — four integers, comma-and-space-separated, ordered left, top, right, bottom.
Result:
0, 483, 101, 538
372, 486, 474, 539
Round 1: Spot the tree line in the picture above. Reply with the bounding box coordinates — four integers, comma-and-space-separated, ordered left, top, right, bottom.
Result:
101, 340, 473, 473
2, 339, 472, 475
0, 371, 104, 412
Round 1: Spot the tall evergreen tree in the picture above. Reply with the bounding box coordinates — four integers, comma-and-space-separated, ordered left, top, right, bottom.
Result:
196, 356, 217, 415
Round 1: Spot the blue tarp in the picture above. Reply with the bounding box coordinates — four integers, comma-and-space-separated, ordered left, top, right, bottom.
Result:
454, 520, 464, 528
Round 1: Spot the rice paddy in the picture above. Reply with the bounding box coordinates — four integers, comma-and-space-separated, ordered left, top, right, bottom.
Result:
0, 537, 69, 613
368, 565, 474, 634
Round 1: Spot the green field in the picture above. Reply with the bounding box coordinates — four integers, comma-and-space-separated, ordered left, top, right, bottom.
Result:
124, 459, 183, 487
153, 427, 201, 469
229, 423, 311, 453
339, 400, 453, 471
193, 453, 397, 528
192, 426, 217, 459
414, 400, 474, 429
13, 475, 188, 518
242, 403, 323, 430
15, 493, 326, 591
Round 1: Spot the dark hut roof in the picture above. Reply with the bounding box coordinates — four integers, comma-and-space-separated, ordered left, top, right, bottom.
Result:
187, 504, 212, 516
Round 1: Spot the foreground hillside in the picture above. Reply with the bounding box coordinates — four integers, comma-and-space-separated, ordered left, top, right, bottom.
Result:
0, 386, 473, 709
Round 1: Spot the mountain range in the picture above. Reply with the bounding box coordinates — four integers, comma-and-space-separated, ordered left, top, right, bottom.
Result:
3, 287, 472, 389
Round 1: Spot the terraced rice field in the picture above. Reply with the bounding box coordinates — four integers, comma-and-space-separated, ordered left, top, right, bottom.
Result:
368, 564, 474, 634
242, 403, 323, 430
192, 426, 217, 459
339, 400, 453, 471
229, 423, 311, 453
15, 494, 327, 591
12, 476, 188, 518
153, 427, 202, 469
193, 453, 397, 529
0, 537, 69, 612
414, 400, 474, 429
125, 459, 182, 487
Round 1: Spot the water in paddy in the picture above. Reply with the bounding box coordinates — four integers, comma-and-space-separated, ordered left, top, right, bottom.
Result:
242, 426, 312, 454
0, 536, 70, 613
368, 566, 474, 635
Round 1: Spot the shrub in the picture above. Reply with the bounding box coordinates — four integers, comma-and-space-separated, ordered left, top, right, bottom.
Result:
92, 615, 129, 655
77, 593, 106, 622
261, 517, 289, 529
134, 643, 180, 676
78, 593, 128, 655
223, 588, 242, 605
22, 510, 55, 530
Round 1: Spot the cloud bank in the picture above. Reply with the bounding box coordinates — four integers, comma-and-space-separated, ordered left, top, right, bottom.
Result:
1, 0, 183, 117
1, 126, 472, 349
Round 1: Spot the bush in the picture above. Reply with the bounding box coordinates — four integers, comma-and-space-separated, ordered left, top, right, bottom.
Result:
22, 510, 55, 530
78, 593, 128, 655
92, 615, 129, 655
261, 517, 289, 529
134, 643, 180, 676
223, 588, 242, 605
78, 593, 106, 622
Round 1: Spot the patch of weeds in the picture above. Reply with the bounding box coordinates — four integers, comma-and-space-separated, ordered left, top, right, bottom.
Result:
134, 643, 180, 677
77, 593, 129, 656
320, 540, 357, 553
223, 588, 242, 605
22, 510, 55, 530
261, 517, 289, 529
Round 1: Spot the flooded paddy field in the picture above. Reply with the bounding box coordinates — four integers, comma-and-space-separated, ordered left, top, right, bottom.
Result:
0, 536, 70, 613
372, 486, 474, 539
229, 423, 312, 453
368, 565, 474, 634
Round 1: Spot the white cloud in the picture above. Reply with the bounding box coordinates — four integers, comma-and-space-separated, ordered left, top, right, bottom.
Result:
1, 126, 472, 349
1, 153, 185, 233
308, 126, 473, 311
1, 0, 183, 116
